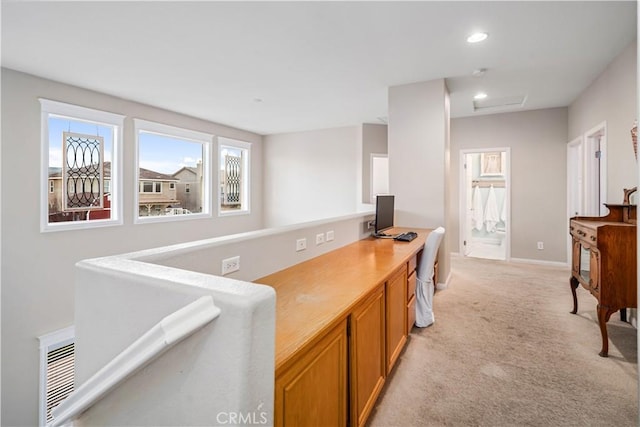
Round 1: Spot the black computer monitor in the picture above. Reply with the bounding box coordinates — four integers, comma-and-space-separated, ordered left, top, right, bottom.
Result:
374, 195, 395, 236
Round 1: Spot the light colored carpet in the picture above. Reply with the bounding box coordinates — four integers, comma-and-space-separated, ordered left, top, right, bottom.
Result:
368, 256, 638, 426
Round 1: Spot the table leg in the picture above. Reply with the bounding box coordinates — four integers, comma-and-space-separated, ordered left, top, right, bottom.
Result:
597, 304, 616, 357
570, 276, 579, 314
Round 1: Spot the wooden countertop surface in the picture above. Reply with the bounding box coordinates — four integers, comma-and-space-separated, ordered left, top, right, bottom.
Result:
255, 227, 429, 373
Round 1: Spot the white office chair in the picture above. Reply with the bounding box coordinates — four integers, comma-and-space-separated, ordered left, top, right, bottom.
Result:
415, 227, 445, 328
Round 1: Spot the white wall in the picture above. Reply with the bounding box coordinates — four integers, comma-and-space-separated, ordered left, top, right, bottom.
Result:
72, 259, 276, 427
568, 40, 637, 201
263, 126, 360, 227
388, 79, 448, 229
450, 108, 568, 262
0, 68, 264, 426
388, 79, 450, 281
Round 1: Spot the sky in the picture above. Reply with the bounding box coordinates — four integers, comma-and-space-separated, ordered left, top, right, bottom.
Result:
49, 117, 203, 175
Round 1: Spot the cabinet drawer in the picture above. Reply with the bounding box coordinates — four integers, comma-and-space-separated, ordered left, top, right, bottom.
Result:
407, 271, 416, 302
406, 295, 416, 334
408, 254, 418, 275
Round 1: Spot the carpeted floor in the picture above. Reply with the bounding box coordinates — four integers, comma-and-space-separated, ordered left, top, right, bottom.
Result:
368, 256, 638, 426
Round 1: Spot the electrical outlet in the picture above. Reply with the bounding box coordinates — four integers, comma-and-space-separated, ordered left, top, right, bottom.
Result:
326, 230, 335, 241
316, 233, 325, 245
296, 238, 307, 251
537, 241, 544, 250
221, 256, 240, 275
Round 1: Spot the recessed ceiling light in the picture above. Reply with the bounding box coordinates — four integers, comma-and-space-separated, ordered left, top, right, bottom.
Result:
474, 92, 488, 100
467, 32, 488, 43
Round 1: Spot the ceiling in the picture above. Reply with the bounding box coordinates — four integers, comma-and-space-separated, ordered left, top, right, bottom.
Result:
2, 1, 636, 136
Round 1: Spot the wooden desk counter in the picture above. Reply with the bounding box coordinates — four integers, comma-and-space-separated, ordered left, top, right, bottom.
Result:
256, 228, 428, 426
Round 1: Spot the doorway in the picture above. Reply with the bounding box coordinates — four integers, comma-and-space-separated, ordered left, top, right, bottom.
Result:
566, 122, 607, 261
370, 153, 389, 203
460, 148, 510, 260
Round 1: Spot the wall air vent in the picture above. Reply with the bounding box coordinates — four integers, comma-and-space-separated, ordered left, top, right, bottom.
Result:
473, 95, 527, 113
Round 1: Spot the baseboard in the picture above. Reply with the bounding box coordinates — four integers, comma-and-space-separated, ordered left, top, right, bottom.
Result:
451, 251, 567, 268
508, 257, 569, 268
435, 271, 452, 290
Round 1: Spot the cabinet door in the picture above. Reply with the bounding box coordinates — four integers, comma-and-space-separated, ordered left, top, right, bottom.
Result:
386, 266, 407, 374
350, 285, 385, 427
275, 320, 348, 427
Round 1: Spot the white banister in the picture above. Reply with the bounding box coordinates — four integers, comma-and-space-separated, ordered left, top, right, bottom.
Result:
49, 296, 221, 427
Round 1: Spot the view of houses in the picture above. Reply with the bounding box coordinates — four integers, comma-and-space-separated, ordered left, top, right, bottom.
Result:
47, 161, 205, 222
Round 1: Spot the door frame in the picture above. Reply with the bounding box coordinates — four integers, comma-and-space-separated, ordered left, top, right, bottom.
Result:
583, 121, 608, 216
459, 147, 511, 261
566, 136, 583, 264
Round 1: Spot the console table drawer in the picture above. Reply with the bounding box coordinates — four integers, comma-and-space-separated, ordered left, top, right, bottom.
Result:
570, 222, 597, 245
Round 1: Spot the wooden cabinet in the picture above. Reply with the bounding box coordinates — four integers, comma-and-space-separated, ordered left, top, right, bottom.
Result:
350, 285, 385, 427
275, 320, 348, 427
569, 202, 637, 357
385, 266, 407, 374
257, 228, 429, 427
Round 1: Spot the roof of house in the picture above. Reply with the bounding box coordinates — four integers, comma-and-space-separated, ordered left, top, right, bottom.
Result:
49, 162, 178, 182
138, 167, 177, 181
172, 166, 197, 178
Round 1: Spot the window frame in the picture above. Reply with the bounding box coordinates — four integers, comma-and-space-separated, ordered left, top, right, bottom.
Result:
134, 119, 213, 224
38, 325, 75, 427
218, 137, 251, 216
40, 99, 124, 232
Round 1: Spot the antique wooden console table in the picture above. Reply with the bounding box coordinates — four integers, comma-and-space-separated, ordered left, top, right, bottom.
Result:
569, 197, 637, 357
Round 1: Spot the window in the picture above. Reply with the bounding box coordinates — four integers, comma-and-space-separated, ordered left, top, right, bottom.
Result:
218, 137, 251, 215
140, 181, 162, 193
40, 99, 124, 232
38, 326, 75, 426
134, 119, 212, 222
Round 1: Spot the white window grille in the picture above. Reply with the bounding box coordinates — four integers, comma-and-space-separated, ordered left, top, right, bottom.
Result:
62, 131, 104, 211
38, 326, 75, 426
218, 137, 251, 215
